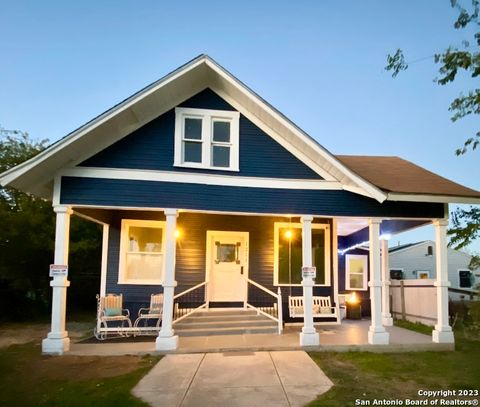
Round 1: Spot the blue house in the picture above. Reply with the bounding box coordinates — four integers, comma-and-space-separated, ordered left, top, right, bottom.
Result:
2, 55, 480, 354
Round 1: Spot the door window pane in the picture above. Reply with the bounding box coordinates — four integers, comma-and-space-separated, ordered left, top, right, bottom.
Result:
217, 243, 236, 263
213, 121, 230, 142
184, 118, 202, 140
184, 141, 202, 163
212, 145, 230, 167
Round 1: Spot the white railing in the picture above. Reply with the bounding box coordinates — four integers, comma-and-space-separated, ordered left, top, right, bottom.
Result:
243, 277, 283, 334
172, 281, 208, 324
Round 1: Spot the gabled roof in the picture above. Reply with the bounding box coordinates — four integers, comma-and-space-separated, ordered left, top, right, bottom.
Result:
1, 54, 479, 205
0, 54, 385, 201
336, 155, 480, 203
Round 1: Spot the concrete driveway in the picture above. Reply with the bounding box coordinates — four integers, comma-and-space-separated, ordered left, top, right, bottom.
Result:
132, 350, 333, 407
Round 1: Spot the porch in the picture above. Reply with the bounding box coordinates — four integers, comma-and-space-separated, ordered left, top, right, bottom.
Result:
68, 319, 453, 356
42, 205, 456, 354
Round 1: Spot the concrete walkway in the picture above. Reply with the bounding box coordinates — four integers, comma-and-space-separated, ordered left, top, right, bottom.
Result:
132, 351, 333, 407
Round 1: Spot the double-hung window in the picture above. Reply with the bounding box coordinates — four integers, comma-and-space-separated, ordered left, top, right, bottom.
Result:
345, 254, 368, 290
174, 107, 240, 171
118, 220, 165, 285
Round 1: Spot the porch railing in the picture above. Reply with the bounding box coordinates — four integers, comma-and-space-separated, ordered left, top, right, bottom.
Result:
243, 277, 283, 334
172, 281, 208, 324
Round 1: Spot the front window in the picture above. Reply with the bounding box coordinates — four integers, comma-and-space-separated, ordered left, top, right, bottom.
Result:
345, 254, 368, 290
119, 219, 165, 284
174, 107, 240, 171
274, 223, 330, 286
459, 269, 473, 288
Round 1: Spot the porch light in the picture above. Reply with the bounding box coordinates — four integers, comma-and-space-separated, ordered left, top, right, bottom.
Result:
347, 292, 359, 305
284, 229, 293, 240
175, 229, 181, 239
380, 233, 392, 241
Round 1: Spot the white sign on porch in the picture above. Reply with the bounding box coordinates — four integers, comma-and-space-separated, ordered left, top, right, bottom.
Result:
49, 264, 68, 277
301, 266, 316, 279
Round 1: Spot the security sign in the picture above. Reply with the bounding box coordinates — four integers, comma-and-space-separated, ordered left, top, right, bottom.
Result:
49, 264, 68, 277
301, 266, 316, 279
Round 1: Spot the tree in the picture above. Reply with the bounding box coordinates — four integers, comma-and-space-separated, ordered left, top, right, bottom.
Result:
386, 0, 479, 155
0, 128, 102, 320
385, 1, 480, 269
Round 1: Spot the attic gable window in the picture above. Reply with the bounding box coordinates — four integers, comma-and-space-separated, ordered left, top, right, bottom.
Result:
174, 107, 240, 171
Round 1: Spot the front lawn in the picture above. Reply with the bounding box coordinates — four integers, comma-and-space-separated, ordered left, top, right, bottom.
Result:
0, 342, 160, 406
309, 332, 480, 406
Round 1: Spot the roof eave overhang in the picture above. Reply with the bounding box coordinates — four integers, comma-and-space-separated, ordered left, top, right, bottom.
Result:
386, 192, 480, 204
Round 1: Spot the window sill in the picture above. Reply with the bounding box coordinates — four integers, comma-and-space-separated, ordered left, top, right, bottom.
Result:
117, 280, 163, 285
173, 163, 240, 172
275, 283, 331, 287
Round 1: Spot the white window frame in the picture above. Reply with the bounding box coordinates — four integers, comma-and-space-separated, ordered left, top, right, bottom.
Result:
416, 270, 430, 279
118, 219, 166, 285
345, 254, 368, 291
273, 222, 331, 287
174, 107, 240, 171
458, 268, 472, 288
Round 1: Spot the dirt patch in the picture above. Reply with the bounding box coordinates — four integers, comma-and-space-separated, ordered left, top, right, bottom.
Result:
0, 321, 92, 348
36, 355, 147, 381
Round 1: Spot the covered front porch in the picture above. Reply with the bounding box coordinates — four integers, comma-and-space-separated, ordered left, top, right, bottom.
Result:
42, 204, 455, 354
68, 319, 453, 356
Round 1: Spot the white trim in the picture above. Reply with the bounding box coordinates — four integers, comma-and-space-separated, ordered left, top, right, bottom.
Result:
174, 107, 240, 171
100, 224, 109, 296
345, 254, 368, 291
387, 193, 480, 204
52, 175, 61, 206
273, 222, 331, 287
332, 219, 339, 307
118, 219, 166, 285
416, 270, 430, 279
205, 230, 249, 303
71, 210, 107, 225
59, 167, 343, 190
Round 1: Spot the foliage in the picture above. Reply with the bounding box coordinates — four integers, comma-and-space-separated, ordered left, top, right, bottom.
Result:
0, 342, 160, 406
385, 0, 480, 155
0, 128, 101, 320
309, 332, 480, 406
448, 205, 480, 268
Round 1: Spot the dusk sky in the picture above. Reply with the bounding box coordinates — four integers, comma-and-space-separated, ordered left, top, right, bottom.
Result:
1, 1, 478, 252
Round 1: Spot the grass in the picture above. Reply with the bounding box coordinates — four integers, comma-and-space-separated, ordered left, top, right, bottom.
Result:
308, 327, 480, 407
393, 319, 433, 335
0, 342, 160, 407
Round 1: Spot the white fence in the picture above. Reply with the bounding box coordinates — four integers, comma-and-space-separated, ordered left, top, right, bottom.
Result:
390, 279, 437, 326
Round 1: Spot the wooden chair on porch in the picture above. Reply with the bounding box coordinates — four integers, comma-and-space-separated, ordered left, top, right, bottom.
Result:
94, 293, 132, 340
133, 293, 164, 329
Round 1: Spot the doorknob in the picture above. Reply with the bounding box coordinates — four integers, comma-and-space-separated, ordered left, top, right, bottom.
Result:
240, 266, 244, 275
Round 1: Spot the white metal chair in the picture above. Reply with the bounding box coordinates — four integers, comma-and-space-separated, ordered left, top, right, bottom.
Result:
94, 293, 132, 340
133, 293, 164, 329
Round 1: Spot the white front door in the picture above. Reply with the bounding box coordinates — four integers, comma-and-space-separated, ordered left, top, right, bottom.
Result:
207, 231, 249, 303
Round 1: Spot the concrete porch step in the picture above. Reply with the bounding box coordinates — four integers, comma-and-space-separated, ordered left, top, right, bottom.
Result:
175, 325, 278, 337
175, 319, 277, 330
173, 308, 279, 337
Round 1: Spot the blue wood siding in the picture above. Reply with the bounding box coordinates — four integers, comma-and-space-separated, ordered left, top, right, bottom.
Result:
61, 176, 445, 219
104, 212, 334, 321
79, 88, 322, 180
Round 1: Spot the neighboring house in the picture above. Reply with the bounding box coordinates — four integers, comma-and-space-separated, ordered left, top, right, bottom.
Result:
389, 241, 480, 300
2, 55, 480, 354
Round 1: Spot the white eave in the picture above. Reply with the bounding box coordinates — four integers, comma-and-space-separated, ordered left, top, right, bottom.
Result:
0, 55, 388, 201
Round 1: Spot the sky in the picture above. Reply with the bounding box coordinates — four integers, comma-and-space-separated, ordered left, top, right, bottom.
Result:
1, 1, 478, 253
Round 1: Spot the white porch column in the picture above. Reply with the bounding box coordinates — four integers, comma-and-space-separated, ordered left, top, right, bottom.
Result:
368, 219, 389, 345
381, 238, 393, 326
42, 206, 72, 355
432, 219, 455, 343
299, 215, 320, 346
156, 208, 179, 351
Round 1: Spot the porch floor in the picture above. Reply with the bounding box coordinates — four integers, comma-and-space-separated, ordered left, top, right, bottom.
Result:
69, 319, 453, 356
